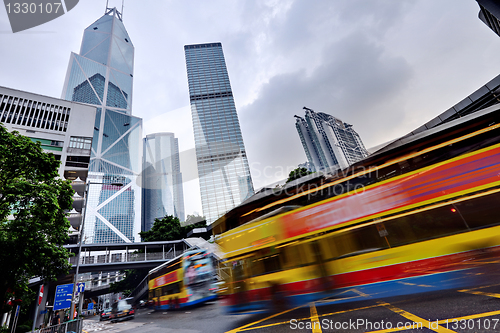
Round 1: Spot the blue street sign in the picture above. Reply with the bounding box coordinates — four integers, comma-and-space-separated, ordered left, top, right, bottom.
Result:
76, 282, 85, 294
87, 303, 94, 310
54, 283, 73, 311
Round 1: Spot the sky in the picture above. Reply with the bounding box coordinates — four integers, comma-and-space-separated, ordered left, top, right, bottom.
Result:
2, 0, 500, 218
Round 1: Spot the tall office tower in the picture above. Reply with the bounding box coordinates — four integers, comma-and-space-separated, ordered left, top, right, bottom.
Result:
477, 0, 500, 37
142, 133, 185, 232
62, 7, 143, 243
295, 108, 368, 172
184, 42, 254, 224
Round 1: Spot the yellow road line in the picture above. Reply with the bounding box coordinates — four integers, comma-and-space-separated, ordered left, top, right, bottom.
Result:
379, 302, 457, 333
224, 303, 306, 333
233, 303, 382, 332
458, 289, 500, 298
310, 303, 322, 333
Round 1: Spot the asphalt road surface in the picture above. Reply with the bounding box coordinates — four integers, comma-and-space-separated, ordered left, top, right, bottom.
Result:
83, 263, 500, 333
83, 282, 500, 333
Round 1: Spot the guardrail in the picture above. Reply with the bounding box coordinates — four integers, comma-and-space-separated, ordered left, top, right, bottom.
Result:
29, 319, 82, 333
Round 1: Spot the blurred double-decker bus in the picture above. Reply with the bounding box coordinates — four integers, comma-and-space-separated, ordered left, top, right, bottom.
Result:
148, 249, 217, 310
213, 105, 500, 314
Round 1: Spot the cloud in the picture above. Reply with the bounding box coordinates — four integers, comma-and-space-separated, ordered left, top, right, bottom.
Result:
239, 27, 413, 188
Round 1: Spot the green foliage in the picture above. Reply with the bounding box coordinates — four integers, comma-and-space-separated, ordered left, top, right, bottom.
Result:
286, 167, 313, 183
0, 124, 74, 314
139, 215, 206, 242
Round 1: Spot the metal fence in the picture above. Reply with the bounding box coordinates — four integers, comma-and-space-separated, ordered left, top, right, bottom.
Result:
30, 319, 82, 333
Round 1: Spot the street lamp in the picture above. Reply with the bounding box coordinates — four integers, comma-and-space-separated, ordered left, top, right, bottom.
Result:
69, 180, 123, 320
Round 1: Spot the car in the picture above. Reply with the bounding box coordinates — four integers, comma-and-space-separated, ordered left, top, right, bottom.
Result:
109, 299, 135, 323
99, 308, 112, 321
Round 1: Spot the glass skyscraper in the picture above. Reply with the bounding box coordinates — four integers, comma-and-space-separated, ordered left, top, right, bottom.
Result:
62, 7, 143, 243
142, 133, 185, 232
295, 108, 368, 172
184, 42, 254, 224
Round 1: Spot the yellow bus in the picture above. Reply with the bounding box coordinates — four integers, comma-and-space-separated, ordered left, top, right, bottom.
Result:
214, 107, 500, 313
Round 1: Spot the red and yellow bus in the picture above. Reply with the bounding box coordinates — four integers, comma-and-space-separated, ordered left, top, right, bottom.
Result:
148, 249, 217, 310
214, 107, 500, 313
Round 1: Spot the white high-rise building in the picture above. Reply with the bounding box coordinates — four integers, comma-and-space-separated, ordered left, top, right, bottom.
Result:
295, 108, 368, 171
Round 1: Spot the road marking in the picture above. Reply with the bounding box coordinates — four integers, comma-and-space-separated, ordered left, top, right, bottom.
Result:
224, 302, 306, 333
458, 289, 500, 298
232, 303, 382, 332
310, 303, 322, 333
379, 302, 457, 333
397, 281, 433, 288
351, 288, 370, 297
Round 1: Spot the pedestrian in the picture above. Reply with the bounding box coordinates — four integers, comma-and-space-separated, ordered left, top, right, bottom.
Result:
51, 311, 60, 326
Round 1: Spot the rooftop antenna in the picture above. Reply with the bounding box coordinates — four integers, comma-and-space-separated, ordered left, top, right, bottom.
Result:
105, 0, 124, 20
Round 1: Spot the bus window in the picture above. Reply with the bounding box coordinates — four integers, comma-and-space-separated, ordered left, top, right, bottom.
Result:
155, 288, 161, 297
299, 243, 316, 265
318, 238, 335, 260
384, 204, 469, 247
328, 232, 357, 258
281, 245, 299, 269
454, 191, 500, 229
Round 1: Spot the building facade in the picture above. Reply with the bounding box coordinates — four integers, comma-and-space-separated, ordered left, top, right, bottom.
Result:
184, 42, 254, 224
0, 86, 96, 232
61, 7, 143, 244
295, 108, 368, 171
142, 132, 185, 232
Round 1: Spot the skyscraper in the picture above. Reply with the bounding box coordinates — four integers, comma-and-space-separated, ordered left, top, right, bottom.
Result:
295, 108, 368, 171
142, 132, 185, 232
62, 7, 143, 243
477, 0, 500, 37
184, 42, 254, 224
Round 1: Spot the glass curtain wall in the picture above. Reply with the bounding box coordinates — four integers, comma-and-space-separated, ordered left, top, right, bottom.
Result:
185, 42, 254, 224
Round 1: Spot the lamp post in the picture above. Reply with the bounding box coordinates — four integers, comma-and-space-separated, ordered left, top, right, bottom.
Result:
69, 180, 123, 320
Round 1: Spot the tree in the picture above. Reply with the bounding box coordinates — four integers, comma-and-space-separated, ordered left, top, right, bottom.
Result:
0, 124, 74, 314
286, 167, 313, 183
183, 213, 206, 226
139, 215, 206, 242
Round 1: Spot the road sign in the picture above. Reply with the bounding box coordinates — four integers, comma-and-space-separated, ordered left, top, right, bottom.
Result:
76, 282, 85, 294
38, 285, 44, 305
87, 302, 94, 310
54, 283, 73, 311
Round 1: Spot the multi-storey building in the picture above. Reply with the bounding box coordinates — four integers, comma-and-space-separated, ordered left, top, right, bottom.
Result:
184, 42, 254, 224
295, 108, 368, 171
142, 132, 185, 232
61, 7, 143, 243
0, 86, 96, 231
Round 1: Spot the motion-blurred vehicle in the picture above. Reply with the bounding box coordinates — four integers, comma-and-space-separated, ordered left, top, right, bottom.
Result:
109, 298, 135, 323
214, 107, 500, 314
148, 249, 217, 310
99, 308, 112, 321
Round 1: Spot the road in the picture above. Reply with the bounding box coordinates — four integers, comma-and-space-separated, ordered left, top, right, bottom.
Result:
83, 279, 500, 333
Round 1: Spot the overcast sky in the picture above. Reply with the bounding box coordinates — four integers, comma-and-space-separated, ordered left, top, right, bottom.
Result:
2, 0, 500, 217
